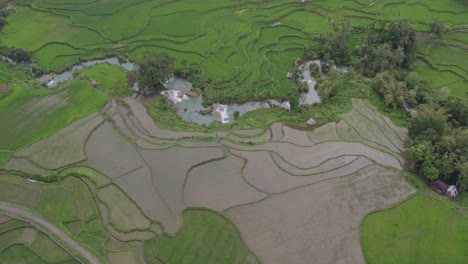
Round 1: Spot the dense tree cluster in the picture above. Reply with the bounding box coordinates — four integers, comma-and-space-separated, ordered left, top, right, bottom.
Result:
8, 47, 31, 62
0, 8, 9, 31
407, 101, 468, 191
137, 52, 175, 94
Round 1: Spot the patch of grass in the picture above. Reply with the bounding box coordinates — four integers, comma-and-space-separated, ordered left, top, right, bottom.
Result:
0, 244, 47, 264
155, 209, 259, 264
75, 63, 133, 97
144, 236, 164, 264
0, 60, 29, 84
361, 193, 468, 264
30, 231, 78, 263
0, 153, 11, 166
0, 79, 107, 151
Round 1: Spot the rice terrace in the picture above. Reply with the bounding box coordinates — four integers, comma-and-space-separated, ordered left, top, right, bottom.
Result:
0, 0, 467, 263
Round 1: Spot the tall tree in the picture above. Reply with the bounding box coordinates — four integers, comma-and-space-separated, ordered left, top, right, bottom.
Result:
430, 19, 447, 38
137, 52, 175, 91
371, 71, 406, 109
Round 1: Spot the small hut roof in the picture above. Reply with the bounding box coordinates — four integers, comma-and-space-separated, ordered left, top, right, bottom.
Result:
307, 118, 316, 125
429, 180, 448, 193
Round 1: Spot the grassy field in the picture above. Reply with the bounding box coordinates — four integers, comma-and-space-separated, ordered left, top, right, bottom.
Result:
153, 209, 259, 264
1, 0, 466, 101
75, 63, 133, 97
0, 79, 106, 151
361, 193, 468, 264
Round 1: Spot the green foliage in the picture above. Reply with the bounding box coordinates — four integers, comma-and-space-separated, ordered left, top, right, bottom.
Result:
8, 47, 31, 62
362, 193, 468, 264
430, 19, 447, 38
409, 114, 446, 142
137, 52, 175, 92
369, 43, 405, 72
309, 63, 320, 78
371, 71, 406, 109
327, 21, 352, 65
361, 20, 416, 75
407, 102, 468, 189
233, 110, 240, 120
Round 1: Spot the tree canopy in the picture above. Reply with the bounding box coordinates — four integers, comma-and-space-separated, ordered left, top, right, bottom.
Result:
137, 52, 175, 92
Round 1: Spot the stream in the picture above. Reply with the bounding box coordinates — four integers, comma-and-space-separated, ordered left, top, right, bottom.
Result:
2, 56, 333, 125
161, 60, 327, 125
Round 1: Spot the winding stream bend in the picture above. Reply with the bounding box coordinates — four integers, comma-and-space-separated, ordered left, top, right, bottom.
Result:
3, 56, 327, 125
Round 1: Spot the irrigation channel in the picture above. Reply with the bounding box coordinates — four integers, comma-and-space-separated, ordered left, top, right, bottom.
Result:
2, 56, 336, 124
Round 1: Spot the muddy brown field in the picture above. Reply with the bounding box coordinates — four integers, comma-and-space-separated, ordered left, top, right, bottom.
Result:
1, 96, 415, 263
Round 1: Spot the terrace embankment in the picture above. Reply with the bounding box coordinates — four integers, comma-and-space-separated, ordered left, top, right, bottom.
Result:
1, 95, 414, 263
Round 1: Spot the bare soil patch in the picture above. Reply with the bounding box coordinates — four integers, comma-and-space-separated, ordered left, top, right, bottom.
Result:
184, 155, 267, 211
269, 123, 284, 141
307, 122, 339, 143
281, 126, 314, 146
28, 115, 104, 169
232, 150, 373, 193
272, 153, 359, 176
225, 166, 415, 264
113, 166, 175, 233
336, 120, 362, 142
223, 141, 401, 170
83, 122, 145, 179
97, 184, 151, 232
139, 146, 225, 233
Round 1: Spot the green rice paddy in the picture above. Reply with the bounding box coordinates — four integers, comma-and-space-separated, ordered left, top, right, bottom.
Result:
154, 209, 259, 264
2, 0, 466, 101
361, 193, 468, 264
0, 1, 467, 263
0, 79, 106, 151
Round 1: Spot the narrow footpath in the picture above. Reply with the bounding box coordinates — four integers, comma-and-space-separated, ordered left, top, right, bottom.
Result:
0, 203, 100, 264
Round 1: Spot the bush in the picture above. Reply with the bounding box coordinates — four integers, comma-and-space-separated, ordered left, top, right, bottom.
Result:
233, 111, 240, 120
8, 47, 31, 62
309, 63, 320, 78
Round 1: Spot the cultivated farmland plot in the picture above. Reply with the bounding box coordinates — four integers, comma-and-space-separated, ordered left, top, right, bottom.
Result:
1, 96, 417, 263
1, 0, 466, 263
1, 0, 466, 100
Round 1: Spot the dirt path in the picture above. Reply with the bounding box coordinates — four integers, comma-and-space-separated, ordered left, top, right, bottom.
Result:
0, 203, 100, 264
